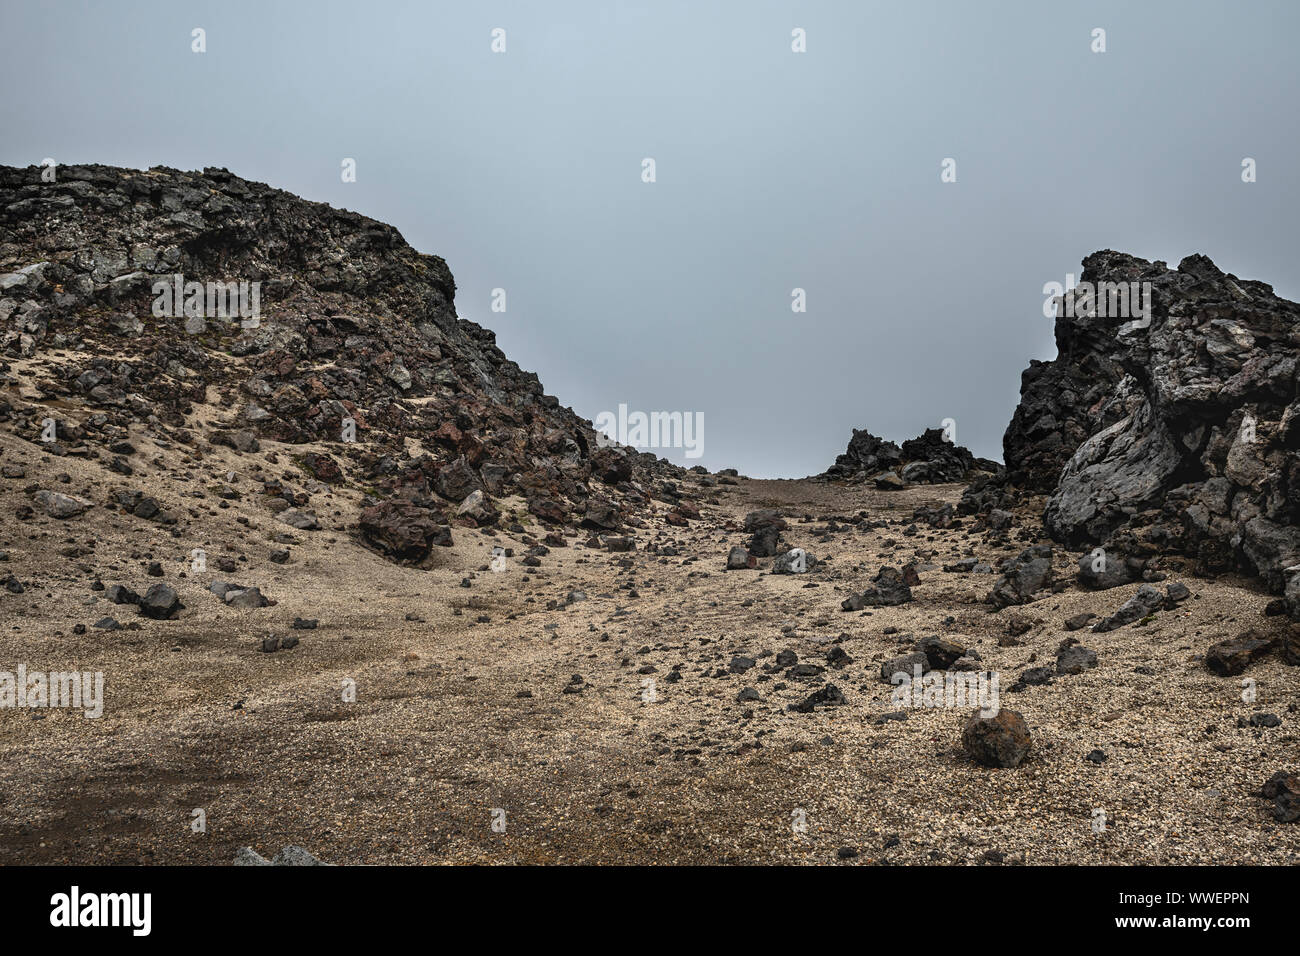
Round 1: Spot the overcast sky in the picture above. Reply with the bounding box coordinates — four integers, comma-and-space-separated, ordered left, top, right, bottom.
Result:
3, 0, 1298, 476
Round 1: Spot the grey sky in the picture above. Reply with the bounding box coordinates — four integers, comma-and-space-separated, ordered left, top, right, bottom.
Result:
3, 0, 1298, 477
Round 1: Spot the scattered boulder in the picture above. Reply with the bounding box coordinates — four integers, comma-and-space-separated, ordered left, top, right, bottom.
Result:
788, 684, 846, 713
987, 546, 1054, 609
1076, 550, 1136, 590
359, 498, 452, 563
33, 490, 91, 518
725, 546, 756, 571
917, 636, 966, 670
278, 508, 319, 531
581, 497, 621, 531
771, 548, 812, 574
1205, 631, 1279, 676
1091, 584, 1165, 632
842, 566, 913, 610
137, 583, 182, 619
881, 651, 930, 683
962, 709, 1032, 768
1056, 643, 1098, 675
1262, 772, 1300, 823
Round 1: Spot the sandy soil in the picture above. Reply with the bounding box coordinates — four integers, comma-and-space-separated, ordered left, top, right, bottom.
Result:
0, 424, 1297, 866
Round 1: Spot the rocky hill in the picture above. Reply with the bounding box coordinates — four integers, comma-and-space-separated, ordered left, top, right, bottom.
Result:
0, 163, 682, 562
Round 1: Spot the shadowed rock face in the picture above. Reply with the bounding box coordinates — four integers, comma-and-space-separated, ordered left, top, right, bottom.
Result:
1003, 249, 1300, 596
0, 163, 683, 559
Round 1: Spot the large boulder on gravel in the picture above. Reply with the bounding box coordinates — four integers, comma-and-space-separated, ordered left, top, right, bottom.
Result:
842, 566, 913, 610
581, 497, 622, 531
772, 548, 813, 574
33, 490, 91, 518
1263, 772, 1300, 823
1205, 631, 1278, 676
742, 510, 787, 534
726, 546, 756, 570
962, 709, 1032, 768
137, 583, 182, 619
358, 498, 452, 563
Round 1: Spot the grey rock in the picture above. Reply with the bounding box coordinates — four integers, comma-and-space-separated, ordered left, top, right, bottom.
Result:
277, 508, 318, 531
1056, 644, 1098, 675
987, 546, 1054, 609
33, 490, 91, 518
1091, 584, 1165, 632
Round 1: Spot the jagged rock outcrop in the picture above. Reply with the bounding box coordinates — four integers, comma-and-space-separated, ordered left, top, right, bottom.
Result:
995, 250, 1300, 604
0, 163, 684, 560
821, 426, 994, 485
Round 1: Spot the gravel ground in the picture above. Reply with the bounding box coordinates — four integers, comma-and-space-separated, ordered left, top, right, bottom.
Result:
0, 427, 1297, 865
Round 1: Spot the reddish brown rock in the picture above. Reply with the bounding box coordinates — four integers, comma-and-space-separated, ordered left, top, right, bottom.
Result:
962, 709, 1032, 768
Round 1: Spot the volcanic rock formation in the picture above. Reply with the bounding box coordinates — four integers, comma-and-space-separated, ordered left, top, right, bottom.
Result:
990, 250, 1300, 606
0, 163, 682, 562
822, 426, 995, 486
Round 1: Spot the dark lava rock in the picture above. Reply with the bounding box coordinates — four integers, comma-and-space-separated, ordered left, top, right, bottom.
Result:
1016, 666, 1055, 687
842, 566, 913, 610
996, 251, 1300, 613
1076, 549, 1136, 590
788, 684, 846, 713
1262, 771, 1300, 822
962, 709, 1032, 768
822, 426, 986, 485
917, 636, 966, 670
747, 524, 782, 558
1056, 644, 1098, 675
825, 645, 853, 669
728, 655, 756, 674
880, 651, 930, 683
742, 510, 787, 534
1091, 584, 1165, 632
137, 583, 182, 619
1205, 631, 1278, 676
987, 546, 1054, 609
0, 163, 684, 579
359, 498, 452, 563
300, 452, 343, 483
581, 497, 621, 531
107, 584, 138, 605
